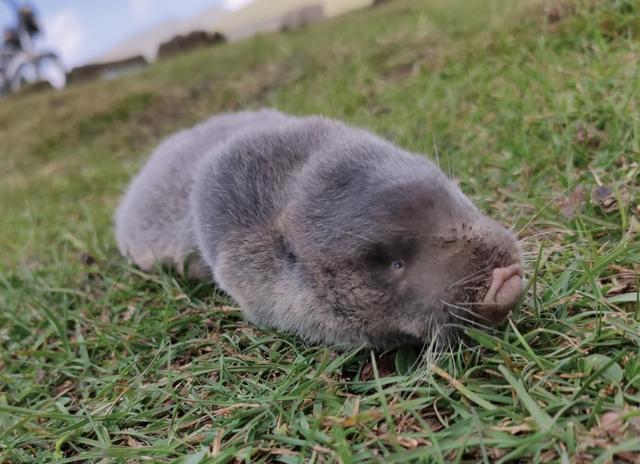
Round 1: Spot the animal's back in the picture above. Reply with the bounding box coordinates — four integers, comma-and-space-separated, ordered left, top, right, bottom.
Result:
115, 109, 292, 276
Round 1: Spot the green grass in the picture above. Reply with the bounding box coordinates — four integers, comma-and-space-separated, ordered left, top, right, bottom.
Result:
1, 0, 640, 462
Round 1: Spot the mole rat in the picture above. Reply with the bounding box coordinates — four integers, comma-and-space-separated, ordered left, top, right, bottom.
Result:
115, 109, 523, 349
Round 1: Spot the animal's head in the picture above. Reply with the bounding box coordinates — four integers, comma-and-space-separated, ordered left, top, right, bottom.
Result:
282, 138, 523, 349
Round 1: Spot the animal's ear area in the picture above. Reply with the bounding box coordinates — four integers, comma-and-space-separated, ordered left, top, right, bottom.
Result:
273, 207, 300, 263
274, 229, 298, 265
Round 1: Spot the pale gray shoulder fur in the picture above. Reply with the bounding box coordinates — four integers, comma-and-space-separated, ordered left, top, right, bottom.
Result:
114, 108, 293, 277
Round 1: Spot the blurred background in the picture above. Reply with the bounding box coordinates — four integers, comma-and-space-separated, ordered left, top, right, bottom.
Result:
0, 0, 374, 91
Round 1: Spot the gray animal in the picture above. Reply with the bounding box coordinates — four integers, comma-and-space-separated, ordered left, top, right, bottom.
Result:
116, 109, 523, 349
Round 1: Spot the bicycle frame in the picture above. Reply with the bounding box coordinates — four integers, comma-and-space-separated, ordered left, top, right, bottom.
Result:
0, 0, 66, 94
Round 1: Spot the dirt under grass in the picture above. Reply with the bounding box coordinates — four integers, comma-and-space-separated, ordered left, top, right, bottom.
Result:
1, 0, 639, 462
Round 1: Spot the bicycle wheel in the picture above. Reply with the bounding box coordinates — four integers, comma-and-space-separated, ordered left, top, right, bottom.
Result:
35, 52, 66, 89
0, 71, 8, 97
8, 58, 36, 93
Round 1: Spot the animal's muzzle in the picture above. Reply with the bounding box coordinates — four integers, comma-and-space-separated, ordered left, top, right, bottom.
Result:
476, 263, 523, 324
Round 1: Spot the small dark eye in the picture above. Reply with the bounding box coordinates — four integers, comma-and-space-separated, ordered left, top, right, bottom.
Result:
391, 261, 404, 269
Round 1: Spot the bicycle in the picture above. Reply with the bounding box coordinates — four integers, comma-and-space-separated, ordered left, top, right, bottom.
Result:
0, 0, 66, 96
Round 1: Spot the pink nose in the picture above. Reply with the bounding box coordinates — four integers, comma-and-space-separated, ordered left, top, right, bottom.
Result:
478, 263, 523, 324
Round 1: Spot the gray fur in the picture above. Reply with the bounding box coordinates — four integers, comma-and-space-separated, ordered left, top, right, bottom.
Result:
115, 109, 291, 278
116, 109, 522, 349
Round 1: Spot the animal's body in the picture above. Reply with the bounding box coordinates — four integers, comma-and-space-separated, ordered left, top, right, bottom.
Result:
116, 109, 523, 349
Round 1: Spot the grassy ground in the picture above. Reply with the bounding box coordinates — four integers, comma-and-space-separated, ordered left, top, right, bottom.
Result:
1, 0, 640, 462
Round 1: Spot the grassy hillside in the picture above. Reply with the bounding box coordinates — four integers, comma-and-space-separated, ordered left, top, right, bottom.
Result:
1, 0, 639, 462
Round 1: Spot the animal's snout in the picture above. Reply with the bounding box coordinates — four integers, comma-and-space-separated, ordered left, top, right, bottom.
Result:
477, 263, 523, 324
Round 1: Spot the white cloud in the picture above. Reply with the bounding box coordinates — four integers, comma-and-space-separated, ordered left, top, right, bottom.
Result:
222, 0, 253, 11
42, 9, 85, 68
129, 0, 152, 17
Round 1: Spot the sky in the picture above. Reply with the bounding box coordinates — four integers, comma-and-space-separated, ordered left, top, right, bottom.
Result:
0, 0, 253, 68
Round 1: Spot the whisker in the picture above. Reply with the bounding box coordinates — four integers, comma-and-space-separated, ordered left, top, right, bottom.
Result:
454, 301, 493, 307
418, 312, 436, 354
441, 300, 492, 328
446, 265, 493, 289
440, 322, 473, 334
449, 311, 493, 332
442, 299, 476, 314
